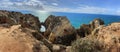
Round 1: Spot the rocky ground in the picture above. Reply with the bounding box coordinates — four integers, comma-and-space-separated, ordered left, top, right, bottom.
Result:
0, 10, 119, 52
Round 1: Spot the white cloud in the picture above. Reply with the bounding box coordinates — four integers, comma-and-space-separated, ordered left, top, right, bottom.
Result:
0, 0, 119, 15
42, 5, 110, 14
51, 3, 58, 6
1, 0, 120, 22
0, 0, 44, 11
76, 6, 109, 14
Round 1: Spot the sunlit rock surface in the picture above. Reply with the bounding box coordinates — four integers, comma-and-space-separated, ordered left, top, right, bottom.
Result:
44, 15, 76, 46
0, 25, 50, 52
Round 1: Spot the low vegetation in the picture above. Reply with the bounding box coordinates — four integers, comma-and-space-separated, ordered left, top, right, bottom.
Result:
71, 37, 103, 52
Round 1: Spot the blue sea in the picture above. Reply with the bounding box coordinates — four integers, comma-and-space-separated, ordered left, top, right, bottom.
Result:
19, 11, 120, 28
51, 12, 120, 28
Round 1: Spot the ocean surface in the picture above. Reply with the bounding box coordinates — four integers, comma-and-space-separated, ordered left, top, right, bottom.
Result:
19, 11, 120, 28
51, 12, 120, 28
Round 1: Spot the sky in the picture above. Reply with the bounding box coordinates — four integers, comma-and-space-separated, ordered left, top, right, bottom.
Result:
0, 0, 120, 21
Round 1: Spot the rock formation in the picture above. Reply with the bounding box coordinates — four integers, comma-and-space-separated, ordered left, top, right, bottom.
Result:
0, 25, 50, 52
0, 10, 41, 31
71, 22, 120, 52
0, 10, 119, 52
96, 23, 120, 52
76, 18, 104, 37
44, 15, 76, 46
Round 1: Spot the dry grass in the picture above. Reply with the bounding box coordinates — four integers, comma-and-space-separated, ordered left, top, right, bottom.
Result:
71, 36, 103, 52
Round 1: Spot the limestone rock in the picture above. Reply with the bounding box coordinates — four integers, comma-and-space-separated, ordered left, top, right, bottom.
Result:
76, 18, 104, 37
44, 15, 76, 45
0, 10, 41, 31
71, 22, 120, 52
90, 18, 104, 30
97, 23, 120, 52
0, 25, 50, 52
52, 44, 66, 52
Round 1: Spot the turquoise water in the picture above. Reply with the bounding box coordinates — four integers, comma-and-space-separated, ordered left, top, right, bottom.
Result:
19, 10, 120, 28
52, 12, 120, 28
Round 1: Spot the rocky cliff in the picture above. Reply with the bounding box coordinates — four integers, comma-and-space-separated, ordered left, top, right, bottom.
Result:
44, 15, 76, 46
0, 10, 119, 52
0, 10, 41, 31
71, 22, 120, 52
97, 23, 120, 52
0, 25, 50, 52
76, 18, 104, 37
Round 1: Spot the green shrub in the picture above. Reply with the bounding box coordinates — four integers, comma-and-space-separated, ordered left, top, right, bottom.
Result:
71, 38, 103, 52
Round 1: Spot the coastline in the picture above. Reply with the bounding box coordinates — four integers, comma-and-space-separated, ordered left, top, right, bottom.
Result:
0, 10, 119, 52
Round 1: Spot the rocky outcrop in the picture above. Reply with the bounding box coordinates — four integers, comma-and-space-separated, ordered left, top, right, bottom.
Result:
0, 25, 50, 52
44, 15, 76, 46
90, 18, 104, 30
96, 23, 120, 52
0, 10, 41, 31
71, 23, 120, 52
76, 18, 104, 37
0, 24, 70, 52
0, 10, 119, 52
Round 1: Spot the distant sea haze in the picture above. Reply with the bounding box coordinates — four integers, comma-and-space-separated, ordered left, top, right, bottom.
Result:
52, 12, 120, 28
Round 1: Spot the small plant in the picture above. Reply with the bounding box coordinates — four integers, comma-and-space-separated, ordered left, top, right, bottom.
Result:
71, 37, 103, 52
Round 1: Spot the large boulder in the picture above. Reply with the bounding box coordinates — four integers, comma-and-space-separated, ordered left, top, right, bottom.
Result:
0, 25, 50, 52
76, 18, 104, 37
44, 15, 76, 46
0, 10, 41, 31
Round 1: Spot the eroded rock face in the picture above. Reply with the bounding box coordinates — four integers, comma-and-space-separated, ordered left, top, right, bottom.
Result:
71, 22, 120, 52
0, 10, 41, 31
90, 18, 104, 29
97, 23, 120, 52
76, 18, 104, 37
0, 25, 50, 52
44, 15, 76, 45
